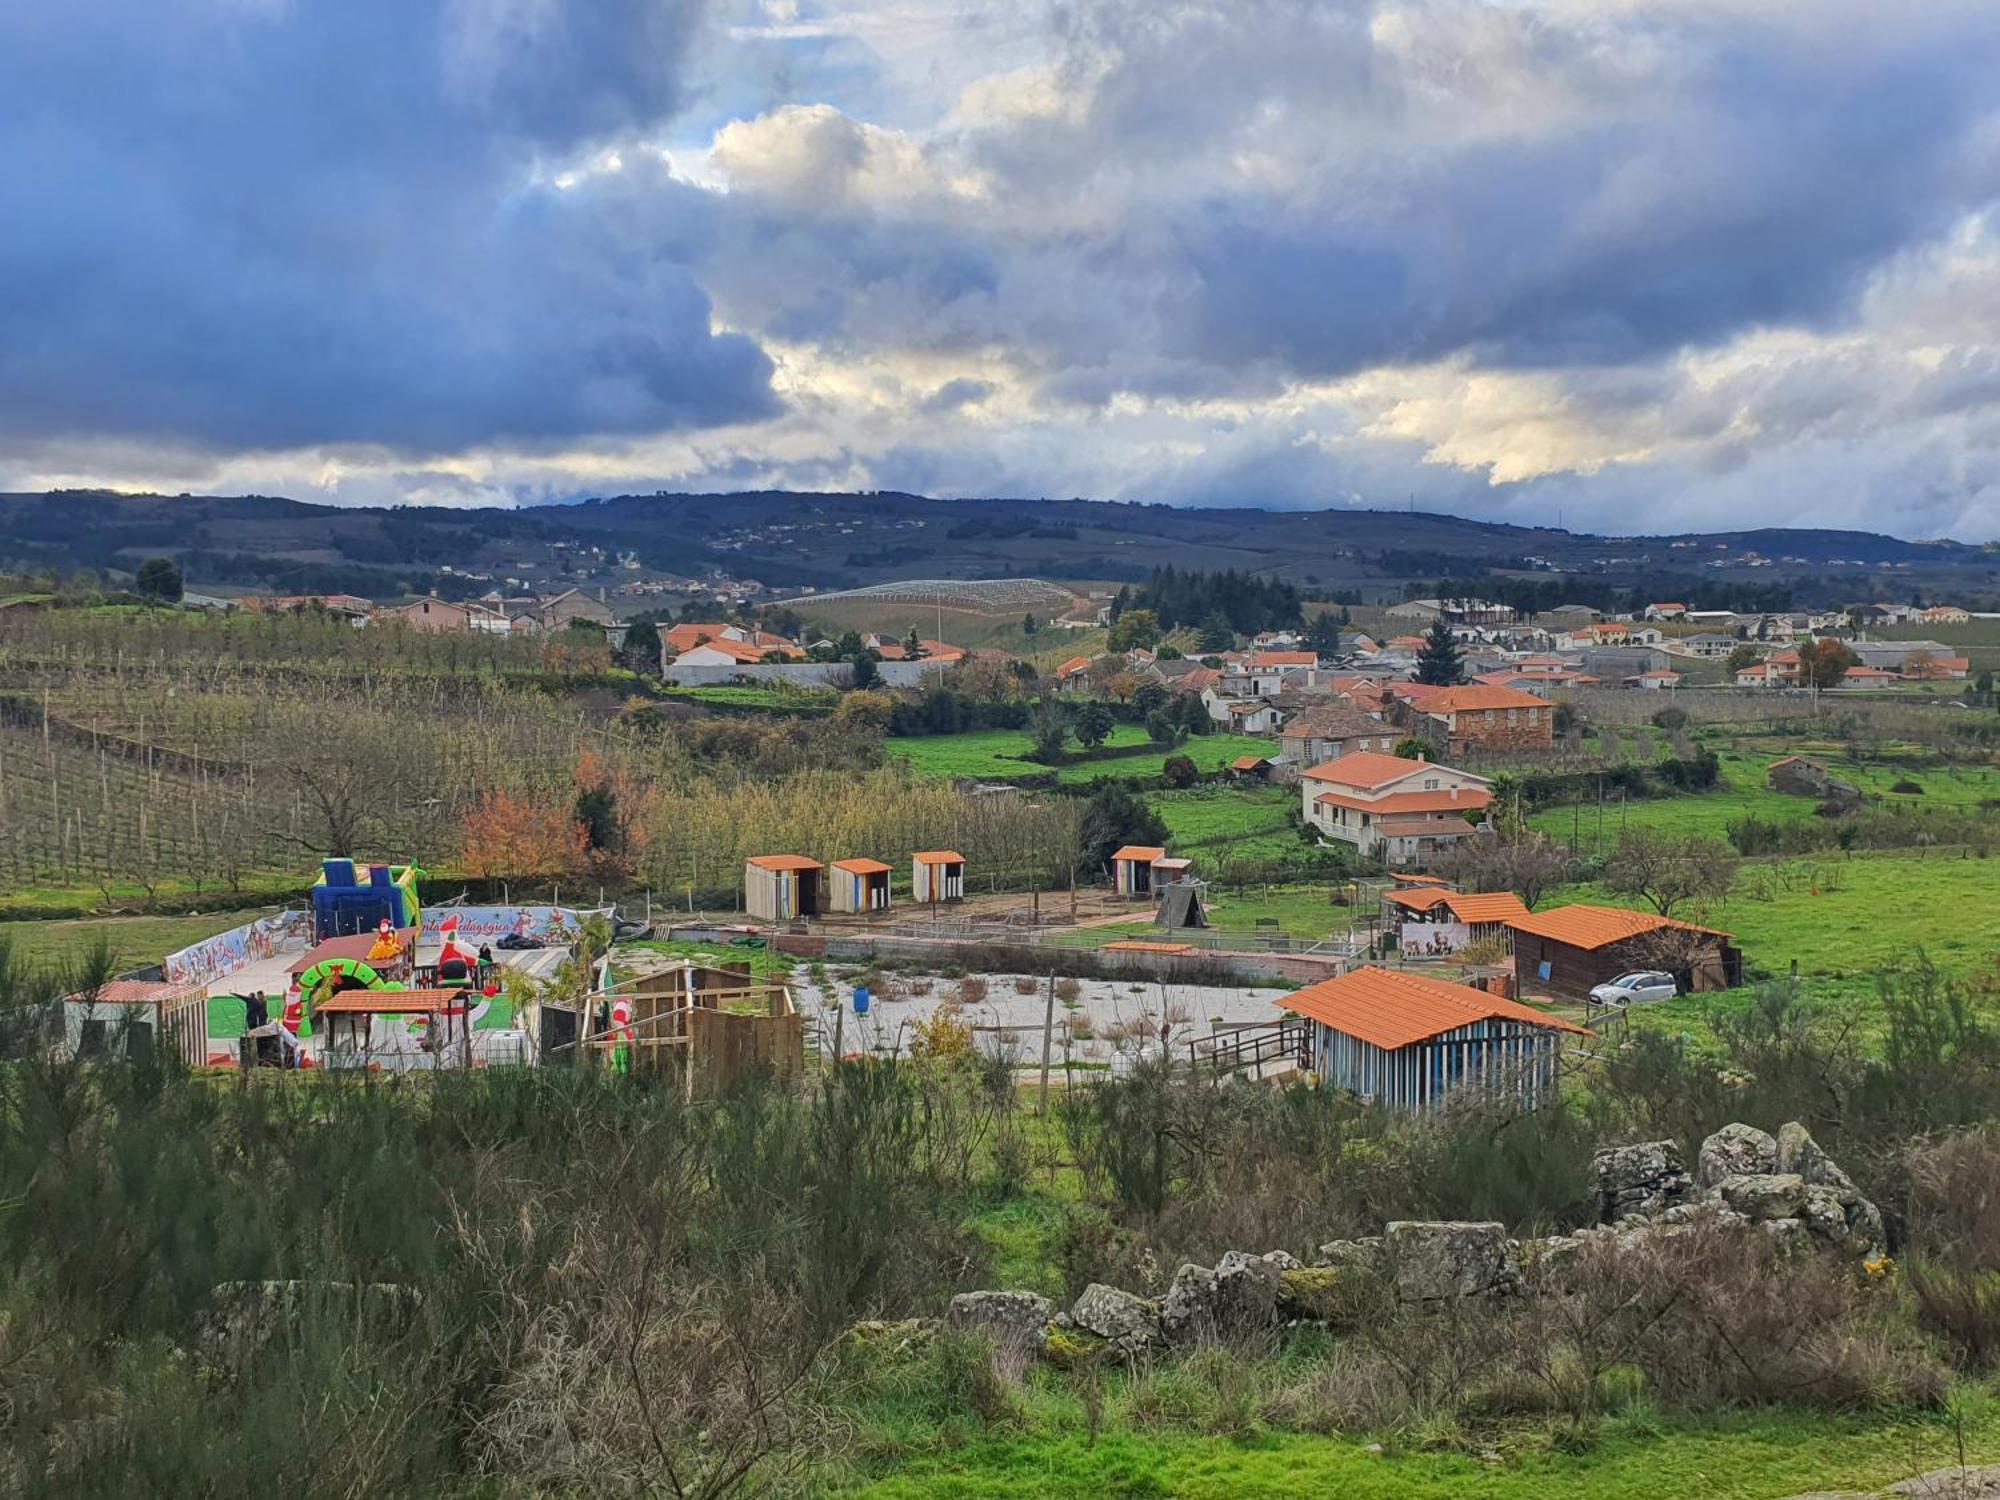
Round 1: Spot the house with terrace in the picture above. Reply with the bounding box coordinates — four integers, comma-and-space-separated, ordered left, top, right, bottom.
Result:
1299, 752, 1493, 864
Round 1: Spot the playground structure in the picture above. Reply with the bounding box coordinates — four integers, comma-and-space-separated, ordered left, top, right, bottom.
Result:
559, 960, 803, 1098
312, 859, 422, 941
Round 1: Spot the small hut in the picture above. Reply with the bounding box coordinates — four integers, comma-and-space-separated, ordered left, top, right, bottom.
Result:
316, 989, 472, 1072
912, 850, 966, 904
744, 855, 825, 921
62, 979, 207, 1066
579, 962, 802, 1099
1230, 754, 1273, 781
1506, 904, 1743, 1000
829, 858, 893, 914
1111, 845, 1168, 898
1156, 880, 1209, 930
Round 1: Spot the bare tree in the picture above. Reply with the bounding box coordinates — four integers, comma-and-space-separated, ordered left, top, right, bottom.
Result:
1434, 834, 1574, 909
1603, 829, 1737, 918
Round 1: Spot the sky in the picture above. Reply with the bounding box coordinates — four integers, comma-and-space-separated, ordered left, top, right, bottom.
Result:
5, 0, 2000, 540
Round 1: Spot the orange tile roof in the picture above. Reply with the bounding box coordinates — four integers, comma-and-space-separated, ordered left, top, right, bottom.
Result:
1104, 941, 1194, 955
1056, 655, 1092, 676
1390, 872, 1451, 886
1231, 754, 1272, 770
913, 850, 964, 865
1314, 787, 1492, 815
1396, 683, 1548, 713
1300, 751, 1431, 789
1505, 903, 1730, 949
316, 988, 458, 1014
746, 854, 823, 873
1385, 889, 1531, 923
1278, 966, 1588, 1050
72, 979, 189, 1005
1247, 651, 1317, 667
831, 858, 892, 875
1111, 845, 1167, 862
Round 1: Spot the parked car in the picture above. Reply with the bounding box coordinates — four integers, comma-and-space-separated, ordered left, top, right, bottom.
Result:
1589, 970, 1679, 1007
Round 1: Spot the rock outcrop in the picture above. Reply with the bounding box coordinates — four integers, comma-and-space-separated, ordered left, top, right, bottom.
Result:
911, 1120, 1881, 1366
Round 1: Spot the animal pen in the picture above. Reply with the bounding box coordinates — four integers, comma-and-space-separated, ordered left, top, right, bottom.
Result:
571, 961, 804, 1098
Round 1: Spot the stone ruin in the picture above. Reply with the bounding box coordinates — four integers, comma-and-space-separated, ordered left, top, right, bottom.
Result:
921, 1121, 1884, 1365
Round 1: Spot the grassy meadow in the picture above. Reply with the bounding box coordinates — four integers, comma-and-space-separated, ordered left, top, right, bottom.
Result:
889, 726, 1279, 784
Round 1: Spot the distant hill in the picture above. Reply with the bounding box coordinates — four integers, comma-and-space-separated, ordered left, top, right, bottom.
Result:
0, 488, 1994, 608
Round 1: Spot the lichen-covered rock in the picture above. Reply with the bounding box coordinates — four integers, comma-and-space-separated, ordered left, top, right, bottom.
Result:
1699, 1123, 1779, 1189
1384, 1221, 1519, 1300
1042, 1322, 1109, 1369
947, 1290, 1053, 1345
1277, 1265, 1371, 1327
1715, 1171, 1808, 1221
1262, 1249, 1303, 1272
1159, 1263, 1218, 1346
1593, 1138, 1693, 1222
1315, 1236, 1385, 1275
1212, 1251, 1282, 1332
1070, 1282, 1161, 1359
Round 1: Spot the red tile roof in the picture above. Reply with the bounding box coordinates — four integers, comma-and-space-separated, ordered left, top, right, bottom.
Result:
316, 988, 457, 1014
1278, 966, 1588, 1050
1395, 683, 1548, 713
1056, 655, 1092, 677
1505, 903, 1730, 949
1384, 888, 1530, 923
1300, 751, 1433, 789
1247, 651, 1316, 667
746, 854, 823, 873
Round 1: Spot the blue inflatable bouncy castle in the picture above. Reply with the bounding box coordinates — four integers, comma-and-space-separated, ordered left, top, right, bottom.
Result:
311, 859, 423, 941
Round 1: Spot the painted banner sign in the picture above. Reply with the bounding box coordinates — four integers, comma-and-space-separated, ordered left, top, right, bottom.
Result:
419, 905, 612, 945
164, 910, 312, 987
1399, 921, 1473, 960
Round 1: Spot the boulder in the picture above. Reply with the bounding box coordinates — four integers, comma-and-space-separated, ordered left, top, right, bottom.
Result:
1277, 1265, 1371, 1327
1593, 1138, 1693, 1222
1070, 1283, 1162, 1359
1213, 1251, 1282, 1331
1314, 1236, 1385, 1275
1699, 1123, 1779, 1189
1159, 1263, 1218, 1346
1384, 1221, 1519, 1300
947, 1290, 1053, 1346
1715, 1171, 1808, 1221
1776, 1121, 1858, 1194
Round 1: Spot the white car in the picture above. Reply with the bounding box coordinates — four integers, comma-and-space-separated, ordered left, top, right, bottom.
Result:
1589, 970, 1679, 1007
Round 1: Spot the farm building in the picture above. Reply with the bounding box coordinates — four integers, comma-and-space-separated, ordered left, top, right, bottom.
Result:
1277, 966, 1586, 1112
912, 850, 966, 903
1506, 904, 1743, 1000
1383, 886, 1531, 949
744, 854, 825, 921
828, 858, 893, 914
1230, 754, 1273, 780
1111, 845, 1168, 898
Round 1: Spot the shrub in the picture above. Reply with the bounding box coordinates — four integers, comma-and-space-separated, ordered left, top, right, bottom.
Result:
955, 976, 990, 1005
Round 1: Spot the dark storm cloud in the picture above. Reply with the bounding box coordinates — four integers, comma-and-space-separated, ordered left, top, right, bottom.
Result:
0, 0, 775, 455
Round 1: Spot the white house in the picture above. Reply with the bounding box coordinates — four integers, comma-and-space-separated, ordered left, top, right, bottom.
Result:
1299, 752, 1493, 864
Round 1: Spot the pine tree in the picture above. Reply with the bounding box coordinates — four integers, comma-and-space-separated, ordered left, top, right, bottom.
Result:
1414, 618, 1464, 686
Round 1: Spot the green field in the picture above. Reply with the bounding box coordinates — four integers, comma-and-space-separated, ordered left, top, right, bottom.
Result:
1529, 742, 2000, 850
659, 683, 835, 711
889, 727, 1280, 784
0, 907, 281, 972
837, 1411, 2000, 1499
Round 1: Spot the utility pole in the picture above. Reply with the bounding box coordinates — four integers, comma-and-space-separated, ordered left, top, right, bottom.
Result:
1039, 971, 1055, 1117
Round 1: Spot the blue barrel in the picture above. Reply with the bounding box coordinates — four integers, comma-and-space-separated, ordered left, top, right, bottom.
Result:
853, 986, 871, 1015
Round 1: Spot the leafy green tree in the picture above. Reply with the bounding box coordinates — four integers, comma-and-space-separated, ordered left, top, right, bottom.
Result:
1797, 638, 1857, 690
850, 654, 880, 690
1022, 613, 1039, 635
1161, 754, 1199, 789
621, 618, 661, 670
1305, 611, 1342, 657
1131, 681, 1169, 717
1724, 644, 1761, 674
1074, 701, 1115, 749
1413, 618, 1464, 686
1079, 781, 1169, 873
1393, 736, 1434, 761
1028, 702, 1072, 762
1107, 608, 1161, 653
1196, 611, 1234, 652
1172, 693, 1209, 736
134, 557, 183, 603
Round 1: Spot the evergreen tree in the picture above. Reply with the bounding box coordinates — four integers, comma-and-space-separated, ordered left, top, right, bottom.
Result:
134, 557, 183, 603
1022, 613, 1039, 635
1414, 618, 1464, 686
1304, 612, 1341, 657
1197, 611, 1234, 652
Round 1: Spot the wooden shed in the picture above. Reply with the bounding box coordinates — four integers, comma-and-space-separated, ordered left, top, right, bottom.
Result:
1384, 886, 1530, 947
912, 850, 966, 904
828, 858, 893, 914
62, 979, 207, 1067
579, 962, 802, 1099
1278, 966, 1588, 1113
1505, 904, 1742, 1000
1111, 844, 1168, 898
744, 854, 825, 921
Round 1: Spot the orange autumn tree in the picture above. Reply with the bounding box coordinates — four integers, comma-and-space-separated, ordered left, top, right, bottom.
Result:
459, 789, 589, 878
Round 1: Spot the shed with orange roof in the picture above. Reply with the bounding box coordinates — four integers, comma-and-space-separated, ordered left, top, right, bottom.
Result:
744, 854, 825, 922
912, 850, 966, 904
